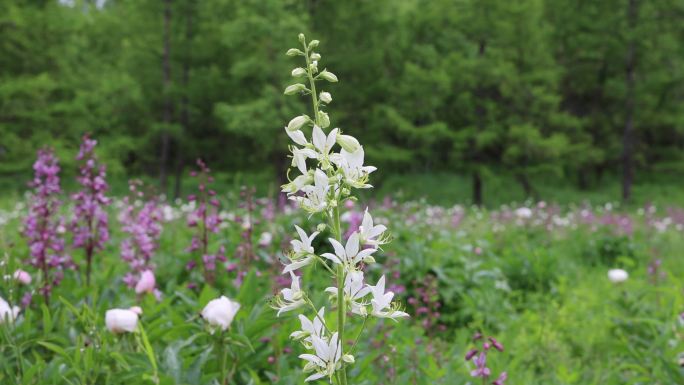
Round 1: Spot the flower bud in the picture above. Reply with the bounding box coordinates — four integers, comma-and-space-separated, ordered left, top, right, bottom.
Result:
291, 67, 307, 77
319, 92, 332, 104
488, 337, 504, 352
337, 134, 360, 152
318, 111, 330, 128
342, 354, 355, 363
284, 83, 307, 95
316, 223, 327, 232
201, 296, 241, 332
287, 115, 309, 132
298, 33, 305, 43
465, 349, 479, 361
286, 48, 304, 56
318, 70, 338, 82
362, 255, 376, 264
308, 40, 320, 49
310, 53, 321, 61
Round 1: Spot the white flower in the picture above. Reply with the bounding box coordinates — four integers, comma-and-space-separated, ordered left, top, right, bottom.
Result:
325, 271, 370, 316
322, 232, 376, 269
312, 126, 339, 160
359, 208, 387, 247
258, 231, 273, 247
276, 273, 306, 316
285, 128, 308, 146
283, 226, 320, 274
368, 276, 409, 320
290, 307, 326, 347
608, 269, 628, 283
515, 207, 532, 219
319, 92, 332, 104
105, 308, 139, 333
0, 296, 20, 323
201, 296, 241, 332
292, 169, 331, 213
287, 115, 309, 131
331, 147, 376, 189
291, 148, 317, 175
282, 172, 313, 194
299, 332, 342, 382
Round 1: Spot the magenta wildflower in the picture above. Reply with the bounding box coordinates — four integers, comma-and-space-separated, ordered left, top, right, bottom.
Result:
186, 159, 223, 284
119, 180, 163, 294
466, 332, 507, 382
23, 148, 73, 304
71, 134, 110, 285
492, 371, 508, 385
470, 352, 491, 378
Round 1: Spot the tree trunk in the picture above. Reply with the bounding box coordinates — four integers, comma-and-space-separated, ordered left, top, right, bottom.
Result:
516, 173, 537, 200
622, 0, 638, 202
175, 0, 192, 200
472, 171, 483, 206
472, 39, 487, 206
159, 0, 173, 192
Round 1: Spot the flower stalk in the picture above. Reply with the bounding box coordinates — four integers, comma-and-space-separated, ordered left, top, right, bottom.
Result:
275, 34, 408, 383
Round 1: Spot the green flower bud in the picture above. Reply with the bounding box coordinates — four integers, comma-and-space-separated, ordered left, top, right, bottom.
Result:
310, 53, 321, 61
308, 40, 320, 49
319, 92, 332, 104
291, 67, 307, 77
318, 111, 330, 128
286, 48, 304, 56
362, 255, 376, 264
343, 354, 355, 364
287, 115, 309, 131
316, 223, 327, 232
319, 70, 338, 82
298, 33, 305, 43
284, 83, 307, 95
337, 134, 360, 152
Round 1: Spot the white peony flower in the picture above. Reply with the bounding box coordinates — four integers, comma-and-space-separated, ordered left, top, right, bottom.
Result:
105, 308, 140, 333
201, 296, 241, 332
0, 296, 20, 323
607, 269, 628, 283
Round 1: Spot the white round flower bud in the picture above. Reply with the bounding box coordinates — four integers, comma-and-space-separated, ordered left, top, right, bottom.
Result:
337, 134, 360, 153
201, 296, 241, 332
284, 83, 307, 95
318, 70, 338, 82
287, 115, 309, 132
319, 92, 332, 104
291, 67, 307, 77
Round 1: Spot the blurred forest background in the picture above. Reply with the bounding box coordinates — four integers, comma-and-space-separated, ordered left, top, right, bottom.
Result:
1, 0, 684, 205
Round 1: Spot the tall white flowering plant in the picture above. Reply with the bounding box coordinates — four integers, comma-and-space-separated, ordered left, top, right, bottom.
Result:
275, 33, 408, 384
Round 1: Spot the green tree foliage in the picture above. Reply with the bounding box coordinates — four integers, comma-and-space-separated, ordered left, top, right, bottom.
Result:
1, 0, 683, 202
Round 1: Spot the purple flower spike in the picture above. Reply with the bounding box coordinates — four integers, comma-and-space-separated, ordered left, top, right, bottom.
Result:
71, 134, 110, 285
186, 159, 223, 285
23, 148, 73, 303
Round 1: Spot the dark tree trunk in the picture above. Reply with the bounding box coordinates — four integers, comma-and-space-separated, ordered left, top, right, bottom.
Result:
175, 0, 192, 200
472, 171, 483, 206
578, 168, 588, 190
622, 0, 638, 202
159, 0, 173, 191
516, 173, 537, 200
471, 39, 487, 206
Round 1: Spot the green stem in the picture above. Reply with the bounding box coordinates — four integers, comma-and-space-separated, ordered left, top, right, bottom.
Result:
348, 316, 368, 355
219, 335, 228, 385
304, 42, 320, 126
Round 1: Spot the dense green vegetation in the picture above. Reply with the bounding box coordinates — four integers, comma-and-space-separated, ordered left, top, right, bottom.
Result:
1, 194, 683, 384
2, 0, 683, 203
